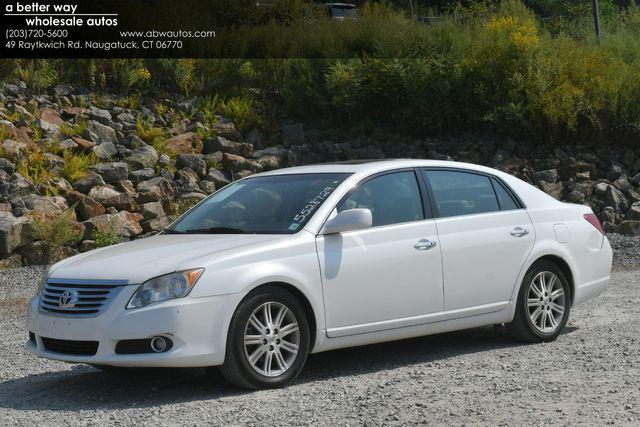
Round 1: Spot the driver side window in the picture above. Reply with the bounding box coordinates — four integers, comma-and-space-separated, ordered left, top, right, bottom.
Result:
337, 171, 424, 227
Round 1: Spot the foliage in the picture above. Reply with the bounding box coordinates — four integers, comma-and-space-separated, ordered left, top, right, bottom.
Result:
92, 218, 123, 248
59, 119, 87, 137
29, 209, 83, 249
61, 151, 99, 182
6, 1, 640, 146
15, 149, 54, 186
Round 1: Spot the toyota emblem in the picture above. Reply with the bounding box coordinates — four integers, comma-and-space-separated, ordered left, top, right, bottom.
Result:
58, 290, 78, 308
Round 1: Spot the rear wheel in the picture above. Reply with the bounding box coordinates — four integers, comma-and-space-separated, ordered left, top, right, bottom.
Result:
509, 260, 571, 343
219, 287, 310, 389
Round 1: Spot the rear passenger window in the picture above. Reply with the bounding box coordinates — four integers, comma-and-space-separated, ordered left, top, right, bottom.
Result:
338, 171, 424, 227
492, 178, 520, 211
425, 170, 500, 217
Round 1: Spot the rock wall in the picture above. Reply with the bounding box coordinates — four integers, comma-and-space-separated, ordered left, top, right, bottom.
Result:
1, 81, 639, 266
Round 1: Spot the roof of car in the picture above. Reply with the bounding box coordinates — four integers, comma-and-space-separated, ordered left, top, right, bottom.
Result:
257, 159, 495, 176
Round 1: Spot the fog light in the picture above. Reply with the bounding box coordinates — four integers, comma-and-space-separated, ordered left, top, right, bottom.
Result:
150, 336, 167, 353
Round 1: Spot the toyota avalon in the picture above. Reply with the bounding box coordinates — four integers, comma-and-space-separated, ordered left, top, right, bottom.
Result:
26, 159, 612, 389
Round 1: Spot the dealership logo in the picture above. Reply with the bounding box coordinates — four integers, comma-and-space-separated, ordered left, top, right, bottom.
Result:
58, 290, 78, 308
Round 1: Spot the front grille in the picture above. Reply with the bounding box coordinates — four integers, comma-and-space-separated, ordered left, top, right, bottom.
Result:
39, 280, 125, 316
41, 337, 99, 356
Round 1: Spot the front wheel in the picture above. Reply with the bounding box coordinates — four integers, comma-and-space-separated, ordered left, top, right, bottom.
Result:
509, 260, 571, 343
220, 287, 310, 389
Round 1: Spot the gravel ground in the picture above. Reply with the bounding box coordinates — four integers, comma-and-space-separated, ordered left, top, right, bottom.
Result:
0, 236, 638, 426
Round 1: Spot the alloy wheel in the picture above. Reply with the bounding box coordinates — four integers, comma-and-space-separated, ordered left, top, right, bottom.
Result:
243, 301, 300, 377
527, 271, 566, 333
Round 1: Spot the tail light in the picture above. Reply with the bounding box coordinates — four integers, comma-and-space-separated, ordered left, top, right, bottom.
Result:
583, 213, 604, 235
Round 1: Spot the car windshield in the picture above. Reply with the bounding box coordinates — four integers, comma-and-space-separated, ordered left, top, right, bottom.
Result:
166, 173, 351, 235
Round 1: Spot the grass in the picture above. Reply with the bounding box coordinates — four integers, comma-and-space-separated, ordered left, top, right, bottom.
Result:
60, 151, 99, 182
92, 218, 123, 248
59, 119, 87, 137
28, 209, 83, 250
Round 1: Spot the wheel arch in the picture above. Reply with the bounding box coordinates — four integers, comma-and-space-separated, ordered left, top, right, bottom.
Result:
241, 281, 318, 351
533, 254, 575, 305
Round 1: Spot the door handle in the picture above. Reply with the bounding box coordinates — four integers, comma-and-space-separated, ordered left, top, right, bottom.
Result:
510, 227, 529, 238
414, 239, 437, 251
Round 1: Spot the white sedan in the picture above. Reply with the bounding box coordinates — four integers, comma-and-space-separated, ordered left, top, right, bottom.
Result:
26, 160, 612, 389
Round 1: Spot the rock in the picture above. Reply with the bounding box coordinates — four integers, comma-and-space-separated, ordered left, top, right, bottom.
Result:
136, 177, 175, 203
200, 180, 216, 194
116, 112, 135, 123
127, 145, 159, 169
254, 146, 293, 171
0, 173, 36, 200
92, 141, 117, 160
177, 154, 207, 178
246, 128, 264, 148
39, 108, 64, 133
122, 134, 145, 149
619, 220, 640, 235
0, 158, 15, 175
566, 161, 597, 180
88, 185, 136, 211
140, 202, 165, 220
539, 181, 564, 200
0, 215, 31, 255
91, 162, 128, 183
282, 123, 306, 147
627, 202, 640, 221
89, 106, 112, 124
205, 168, 231, 188
158, 154, 171, 165
601, 206, 617, 224
2, 139, 28, 159
212, 119, 243, 141
141, 216, 169, 233
596, 182, 629, 213
20, 194, 65, 215
534, 169, 559, 184
129, 168, 156, 184
0, 253, 22, 269
79, 240, 96, 252
82, 211, 144, 239
86, 120, 117, 144
165, 132, 202, 154
203, 136, 253, 158
71, 172, 106, 194
19, 241, 79, 265
631, 172, 640, 185
223, 153, 263, 174
59, 138, 78, 149
66, 191, 106, 221
50, 177, 73, 194
72, 136, 96, 151
174, 168, 202, 195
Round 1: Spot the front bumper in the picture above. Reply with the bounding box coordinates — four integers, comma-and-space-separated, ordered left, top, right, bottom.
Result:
26, 285, 239, 367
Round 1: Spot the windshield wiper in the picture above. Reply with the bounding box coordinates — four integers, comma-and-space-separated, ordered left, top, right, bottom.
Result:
166, 227, 250, 235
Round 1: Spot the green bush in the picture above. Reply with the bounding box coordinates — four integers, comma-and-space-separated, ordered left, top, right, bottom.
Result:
5, 1, 640, 146
92, 218, 123, 248
29, 209, 83, 249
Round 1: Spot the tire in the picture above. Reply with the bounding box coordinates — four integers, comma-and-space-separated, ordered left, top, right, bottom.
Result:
219, 286, 310, 390
509, 260, 571, 343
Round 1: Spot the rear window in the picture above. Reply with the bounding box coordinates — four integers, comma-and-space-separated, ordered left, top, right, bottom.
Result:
424, 170, 500, 217
492, 178, 520, 211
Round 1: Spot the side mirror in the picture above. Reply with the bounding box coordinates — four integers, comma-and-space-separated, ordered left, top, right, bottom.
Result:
321, 208, 373, 235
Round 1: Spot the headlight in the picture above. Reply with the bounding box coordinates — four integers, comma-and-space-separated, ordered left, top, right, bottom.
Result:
36, 267, 51, 296
127, 268, 204, 309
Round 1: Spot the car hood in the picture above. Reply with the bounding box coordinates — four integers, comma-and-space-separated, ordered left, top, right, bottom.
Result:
49, 234, 287, 284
